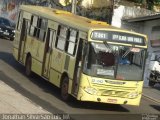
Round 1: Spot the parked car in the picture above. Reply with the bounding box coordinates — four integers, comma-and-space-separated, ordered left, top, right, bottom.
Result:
148, 56, 160, 87
0, 17, 15, 41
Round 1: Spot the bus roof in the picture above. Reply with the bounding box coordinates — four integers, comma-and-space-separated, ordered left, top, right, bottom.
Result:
20, 5, 120, 31
20, 5, 146, 38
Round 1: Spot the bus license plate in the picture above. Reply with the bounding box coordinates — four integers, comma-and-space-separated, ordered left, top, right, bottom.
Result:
107, 98, 117, 103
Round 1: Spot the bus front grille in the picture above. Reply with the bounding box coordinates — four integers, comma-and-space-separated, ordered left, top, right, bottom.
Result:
93, 84, 136, 91
101, 90, 129, 97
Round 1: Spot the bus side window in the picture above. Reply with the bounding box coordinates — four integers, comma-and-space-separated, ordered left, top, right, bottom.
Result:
77, 39, 83, 62
65, 29, 78, 56
29, 15, 38, 37
37, 18, 48, 41
55, 25, 68, 50
21, 19, 30, 41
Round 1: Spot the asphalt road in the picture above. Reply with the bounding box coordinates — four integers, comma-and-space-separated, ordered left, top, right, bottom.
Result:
0, 38, 159, 120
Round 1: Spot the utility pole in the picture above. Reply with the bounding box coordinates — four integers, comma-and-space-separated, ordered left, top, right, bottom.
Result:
71, 0, 76, 14
109, 0, 114, 24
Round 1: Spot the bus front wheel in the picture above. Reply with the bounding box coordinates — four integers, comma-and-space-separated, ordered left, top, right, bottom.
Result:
25, 55, 32, 77
61, 77, 70, 101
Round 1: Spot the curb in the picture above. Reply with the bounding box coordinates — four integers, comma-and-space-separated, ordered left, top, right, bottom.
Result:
142, 93, 160, 104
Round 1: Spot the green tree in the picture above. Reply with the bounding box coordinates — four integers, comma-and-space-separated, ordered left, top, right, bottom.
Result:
64, 0, 70, 6
125, 0, 160, 10
146, 0, 160, 10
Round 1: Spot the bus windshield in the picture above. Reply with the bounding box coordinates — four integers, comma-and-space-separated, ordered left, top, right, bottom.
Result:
83, 42, 146, 81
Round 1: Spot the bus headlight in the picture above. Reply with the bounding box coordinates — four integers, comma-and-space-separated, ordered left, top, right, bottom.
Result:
84, 87, 97, 95
128, 92, 138, 98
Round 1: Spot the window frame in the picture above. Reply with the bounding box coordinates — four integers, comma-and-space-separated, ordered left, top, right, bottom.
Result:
55, 24, 79, 57
29, 15, 39, 37
65, 28, 79, 56
17, 11, 23, 31
55, 25, 68, 51
29, 15, 48, 42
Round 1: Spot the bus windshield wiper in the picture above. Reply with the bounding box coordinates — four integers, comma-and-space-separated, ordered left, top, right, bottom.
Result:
103, 41, 117, 56
122, 48, 130, 58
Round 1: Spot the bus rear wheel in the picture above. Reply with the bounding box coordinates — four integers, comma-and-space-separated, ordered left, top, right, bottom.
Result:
61, 77, 70, 101
25, 56, 32, 77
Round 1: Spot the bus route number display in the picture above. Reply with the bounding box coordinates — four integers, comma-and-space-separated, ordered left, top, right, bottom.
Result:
91, 31, 145, 45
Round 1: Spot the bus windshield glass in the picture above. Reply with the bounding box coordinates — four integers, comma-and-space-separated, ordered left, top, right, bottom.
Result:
83, 42, 146, 81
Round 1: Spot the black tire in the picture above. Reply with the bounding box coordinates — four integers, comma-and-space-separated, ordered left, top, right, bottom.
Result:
25, 55, 32, 77
61, 77, 70, 101
148, 80, 155, 87
149, 74, 156, 87
10, 37, 14, 41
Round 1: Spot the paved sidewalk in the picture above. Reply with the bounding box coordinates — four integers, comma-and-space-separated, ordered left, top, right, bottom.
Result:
142, 86, 160, 104
0, 80, 50, 114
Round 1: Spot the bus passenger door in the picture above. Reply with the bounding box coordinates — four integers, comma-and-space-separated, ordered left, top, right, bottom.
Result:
42, 29, 55, 78
72, 39, 84, 95
18, 19, 28, 63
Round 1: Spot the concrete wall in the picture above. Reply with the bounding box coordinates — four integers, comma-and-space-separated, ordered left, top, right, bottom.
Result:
121, 19, 160, 87
112, 5, 154, 28
142, 20, 160, 86
81, 0, 111, 8
143, 20, 160, 52
112, 5, 160, 87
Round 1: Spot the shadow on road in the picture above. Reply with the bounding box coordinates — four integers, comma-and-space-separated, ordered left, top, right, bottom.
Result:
0, 51, 129, 112
150, 105, 160, 112
71, 114, 142, 120
0, 70, 63, 114
154, 85, 160, 91
0, 51, 25, 74
68, 99, 129, 112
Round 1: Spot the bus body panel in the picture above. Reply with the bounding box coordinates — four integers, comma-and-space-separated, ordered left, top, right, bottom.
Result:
49, 68, 61, 87
64, 55, 76, 79
13, 47, 18, 61
48, 20, 58, 30
23, 11, 32, 20
79, 31, 88, 40
13, 31, 21, 61
51, 49, 64, 73
24, 36, 45, 75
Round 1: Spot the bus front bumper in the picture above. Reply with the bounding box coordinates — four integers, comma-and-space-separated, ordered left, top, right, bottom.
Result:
77, 87, 141, 106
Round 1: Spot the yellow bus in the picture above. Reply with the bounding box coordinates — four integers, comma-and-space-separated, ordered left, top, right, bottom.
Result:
13, 5, 148, 106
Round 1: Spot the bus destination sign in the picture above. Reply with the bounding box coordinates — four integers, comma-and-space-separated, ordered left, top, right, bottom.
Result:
91, 31, 145, 45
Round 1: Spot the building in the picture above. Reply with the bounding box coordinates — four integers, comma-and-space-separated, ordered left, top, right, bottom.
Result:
81, 0, 111, 8
111, 5, 160, 87
122, 14, 160, 87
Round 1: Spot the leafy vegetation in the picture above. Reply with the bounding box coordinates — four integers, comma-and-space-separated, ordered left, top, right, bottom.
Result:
126, 0, 160, 10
